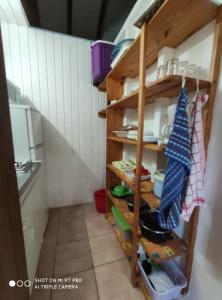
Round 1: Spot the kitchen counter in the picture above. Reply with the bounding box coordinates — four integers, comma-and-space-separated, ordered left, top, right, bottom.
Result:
17, 161, 41, 200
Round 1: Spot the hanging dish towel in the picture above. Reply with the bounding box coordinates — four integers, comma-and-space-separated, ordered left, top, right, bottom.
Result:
181, 92, 208, 221
159, 88, 191, 230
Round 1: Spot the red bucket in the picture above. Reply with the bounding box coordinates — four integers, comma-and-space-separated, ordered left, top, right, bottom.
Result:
94, 189, 106, 214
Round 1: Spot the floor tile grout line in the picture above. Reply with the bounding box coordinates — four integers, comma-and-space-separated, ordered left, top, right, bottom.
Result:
87, 230, 114, 240
39, 204, 112, 300
52, 264, 95, 279
92, 267, 100, 300
86, 216, 101, 300
84, 204, 126, 300
93, 257, 127, 270
49, 266, 95, 279
56, 236, 89, 246
55, 217, 112, 247
50, 208, 61, 300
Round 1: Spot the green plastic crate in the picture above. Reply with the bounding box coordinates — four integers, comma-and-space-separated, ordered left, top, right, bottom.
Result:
111, 206, 132, 241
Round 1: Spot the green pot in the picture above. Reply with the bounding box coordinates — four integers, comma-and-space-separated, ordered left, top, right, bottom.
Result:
111, 185, 129, 198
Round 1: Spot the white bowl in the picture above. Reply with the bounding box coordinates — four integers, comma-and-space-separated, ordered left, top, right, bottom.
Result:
112, 131, 128, 138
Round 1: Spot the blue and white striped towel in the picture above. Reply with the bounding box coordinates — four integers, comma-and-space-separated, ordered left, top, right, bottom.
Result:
159, 88, 191, 230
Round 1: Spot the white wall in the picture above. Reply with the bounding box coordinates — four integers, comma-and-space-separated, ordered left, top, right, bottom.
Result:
0, 0, 28, 25
1, 22, 106, 207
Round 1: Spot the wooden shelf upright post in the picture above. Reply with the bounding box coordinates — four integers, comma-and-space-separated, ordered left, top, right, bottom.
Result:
131, 22, 148, 286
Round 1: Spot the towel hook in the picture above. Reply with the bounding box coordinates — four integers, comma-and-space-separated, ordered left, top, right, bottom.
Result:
196, 67, 200, 94
182, 72, 186, 88
181, 66, 187, 88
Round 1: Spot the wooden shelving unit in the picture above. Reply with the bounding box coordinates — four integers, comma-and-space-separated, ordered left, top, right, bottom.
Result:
107, 164, 153, 193
99, 75, 210, 113
107, 136, 166, 152
107, 136, 138, 145
141, 192, 160, 209
107, 213, 133, 258
106, 190, 134, 229
99, 0, 222, 298
140, 236, 187, 264
107, 189, 187, 264
105, 0, 217, 81
98, 79, 106, 92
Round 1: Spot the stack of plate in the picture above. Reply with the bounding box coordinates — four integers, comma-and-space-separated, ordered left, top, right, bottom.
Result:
111, 39, 134, 68
127, 130, 160, 143
112, 160, 136, 172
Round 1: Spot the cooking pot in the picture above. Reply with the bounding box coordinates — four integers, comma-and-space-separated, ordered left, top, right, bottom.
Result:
110, 185, 130, 198
140, 209, 171, 244
125, 194, 149, 213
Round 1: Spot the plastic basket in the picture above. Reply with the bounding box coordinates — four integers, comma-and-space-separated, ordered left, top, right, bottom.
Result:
138, 259, 187, 300
112, 206, 132, 242
91, 40, 114, 86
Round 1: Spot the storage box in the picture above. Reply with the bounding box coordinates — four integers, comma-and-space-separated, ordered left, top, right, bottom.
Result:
138, 259, 187, 300
91, 40, 114, 86
112, 206, 132, 242
154, 170, 165, 198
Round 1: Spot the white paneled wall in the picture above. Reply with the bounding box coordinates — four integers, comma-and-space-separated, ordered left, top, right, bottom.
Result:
1, 22, 106, 207
0, 0, 28, 25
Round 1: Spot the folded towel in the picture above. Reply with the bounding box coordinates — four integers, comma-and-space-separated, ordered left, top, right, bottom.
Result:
181, 92, 207, 221
159, 88, 191, 229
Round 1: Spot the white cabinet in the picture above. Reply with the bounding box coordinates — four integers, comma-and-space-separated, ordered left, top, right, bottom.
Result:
10, 106, 30, 162
20, 166, 48, 294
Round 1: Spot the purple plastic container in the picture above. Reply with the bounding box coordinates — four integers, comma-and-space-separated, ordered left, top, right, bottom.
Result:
91, 40, 114, 86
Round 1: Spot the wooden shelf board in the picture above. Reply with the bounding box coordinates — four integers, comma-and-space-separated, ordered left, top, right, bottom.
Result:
106, 36, 140, 80
107, 164, 134, 189
106, 190, 134, 230
99, 75, 210, 111
107, 189, 186, 264
107, 89, 138, 109
98, 79, 106, 92
98, 108, 106, 118
143, 0, 217, 73
140, 235, 187, 264
107, 174, 159, 210
107, 213, 133, 257
107, 136, 166, 152
106, 0, 217, 80
144, 143, 166, 152
107, 136, 137, 145
107, 190, 185, 264
107, 164, 153, 193
141, 192, 160, 209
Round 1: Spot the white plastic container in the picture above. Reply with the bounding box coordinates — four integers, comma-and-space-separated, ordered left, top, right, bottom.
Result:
112, 131, 128, 138
154, 170, 165, 198
157, 47, 175, 69
138, 259, 187, 300
124, 77, 139, 96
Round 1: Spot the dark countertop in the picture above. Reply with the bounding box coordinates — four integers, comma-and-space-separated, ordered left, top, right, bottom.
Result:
17, 161, 41, 201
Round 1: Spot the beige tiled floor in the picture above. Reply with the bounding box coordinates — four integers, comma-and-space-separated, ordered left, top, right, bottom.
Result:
89, 232, 125, 267
31, 203, 144, 300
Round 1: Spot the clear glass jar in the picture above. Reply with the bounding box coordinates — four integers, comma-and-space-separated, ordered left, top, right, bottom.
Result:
186, 64, 197, 78
178, 61, 189, 76
167, 58, 179, 75
157, 65, 167, 80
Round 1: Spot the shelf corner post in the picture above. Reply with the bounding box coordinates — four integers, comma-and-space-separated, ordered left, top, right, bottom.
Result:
131, 22, 148, 286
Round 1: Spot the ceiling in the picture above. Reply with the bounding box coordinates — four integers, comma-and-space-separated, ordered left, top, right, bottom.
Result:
37, 0, 136, 41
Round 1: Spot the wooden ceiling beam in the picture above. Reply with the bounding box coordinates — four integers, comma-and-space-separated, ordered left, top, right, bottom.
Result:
21, 0, 40, 27
67, 0, 72, 35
